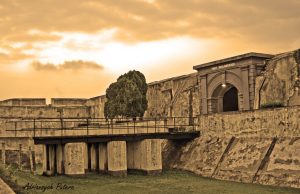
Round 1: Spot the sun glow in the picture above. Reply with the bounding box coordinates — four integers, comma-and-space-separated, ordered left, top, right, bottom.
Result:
26, 29, 207, 74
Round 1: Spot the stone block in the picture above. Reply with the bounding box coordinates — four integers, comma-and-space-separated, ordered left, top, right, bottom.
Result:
64, 143, 85, 175
56, 144, 64, 174
107, 141, 127, 176
99, 143, 108, 173
90, 143, 98, 171
127, 139, 162, 175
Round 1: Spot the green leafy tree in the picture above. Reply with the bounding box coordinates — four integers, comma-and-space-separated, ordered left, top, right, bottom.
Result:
104, 70, 148, 119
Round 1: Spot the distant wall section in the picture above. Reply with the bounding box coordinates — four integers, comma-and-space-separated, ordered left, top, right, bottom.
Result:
145, 73, 200, 118
254, 49, 300, 108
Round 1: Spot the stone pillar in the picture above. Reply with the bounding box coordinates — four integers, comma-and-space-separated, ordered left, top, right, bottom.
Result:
48, 145, 56, 175
1, 143, 5, 165
107, 141, 127, 176
56, 144, 64, 174
200, 75, 208, 114
90, 143, 98, 171
42, 144, 47, 173
249, 64, 256, 110
84, 143, 88, 172
127, 141, 140, 170
28, 146, 34, 172
208, 98, 218, 113
64, 143, 85, 175
42, 144, 56, 176
241, 66, 250, 110
238, 92, 244, 111
127, 139, 162, 175
99, 143, 108, 174
18, 144, 22, 169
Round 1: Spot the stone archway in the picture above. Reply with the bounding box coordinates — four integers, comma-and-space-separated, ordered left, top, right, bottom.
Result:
223, 87, 238, 112
209, 83, 241, 113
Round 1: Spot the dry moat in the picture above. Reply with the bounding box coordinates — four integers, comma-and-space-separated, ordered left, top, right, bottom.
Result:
1, 166, 299, 194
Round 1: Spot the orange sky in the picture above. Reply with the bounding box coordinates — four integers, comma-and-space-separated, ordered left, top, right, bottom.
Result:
0, 0, 299, 100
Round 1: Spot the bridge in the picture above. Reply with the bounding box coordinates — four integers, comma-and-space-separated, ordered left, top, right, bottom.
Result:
4, 117, 200, 176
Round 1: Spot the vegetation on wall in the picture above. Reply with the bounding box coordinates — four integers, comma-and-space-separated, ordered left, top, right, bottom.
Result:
104, 70, 148, 119
260, 101, 284, 109
293, 49, 300, 64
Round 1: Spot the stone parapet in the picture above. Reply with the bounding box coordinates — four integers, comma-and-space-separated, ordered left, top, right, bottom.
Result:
198, 106, 300, 138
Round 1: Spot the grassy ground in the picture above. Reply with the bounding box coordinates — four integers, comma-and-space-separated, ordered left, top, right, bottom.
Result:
1, 166, 299, 194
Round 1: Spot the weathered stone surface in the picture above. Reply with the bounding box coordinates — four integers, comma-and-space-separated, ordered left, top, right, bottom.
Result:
99, 143, 108, 173
255, 51, 300, 107
56, 144, 64, 174
64, 143, 85, 175
90, 144, 98, 171
107, 141, 127, 176
198, 106, 300, 138
163, 136, 231, 177
256, 138, 300, 188
213, 138, 272, 183
0, 98, 46, 106
0, 49, 298, 188
145, 73, 199, 118
163, 107, 300, 188
127, 139, 162, 174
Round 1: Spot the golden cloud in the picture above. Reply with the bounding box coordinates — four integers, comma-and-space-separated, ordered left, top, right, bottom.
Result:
0, 0, 299, 43
31, 60, 104, 71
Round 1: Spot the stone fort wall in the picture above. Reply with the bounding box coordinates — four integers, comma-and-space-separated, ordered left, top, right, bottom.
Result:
0, 49, 299, 188
0, 49, 298, 119
163, 106, 300, 188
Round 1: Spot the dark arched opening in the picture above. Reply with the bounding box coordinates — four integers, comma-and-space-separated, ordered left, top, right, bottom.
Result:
223, 87, 238, 112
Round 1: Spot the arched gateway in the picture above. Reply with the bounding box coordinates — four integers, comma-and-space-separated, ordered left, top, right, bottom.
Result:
210, 84, 240, 113
193, 53, 274, 114
223, 86, 238, 112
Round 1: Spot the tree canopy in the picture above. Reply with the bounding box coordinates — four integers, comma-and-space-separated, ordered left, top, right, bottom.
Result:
104, 70, 148, 119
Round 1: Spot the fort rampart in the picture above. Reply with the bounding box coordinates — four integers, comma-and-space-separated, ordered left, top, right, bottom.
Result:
0, 49, 299, 188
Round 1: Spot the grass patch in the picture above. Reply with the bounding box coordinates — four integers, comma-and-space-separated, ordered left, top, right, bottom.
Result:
260, 101, 284, 109
1, 167, 299, 194
0, 165, 25, 194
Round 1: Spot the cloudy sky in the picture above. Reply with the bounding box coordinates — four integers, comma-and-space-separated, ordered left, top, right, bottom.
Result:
0, 0, 299, 101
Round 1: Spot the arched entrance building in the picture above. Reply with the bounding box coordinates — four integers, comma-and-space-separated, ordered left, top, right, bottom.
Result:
193, 53, 273, 114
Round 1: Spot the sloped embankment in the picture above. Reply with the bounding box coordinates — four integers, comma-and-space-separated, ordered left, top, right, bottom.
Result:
162, 107, 300, 188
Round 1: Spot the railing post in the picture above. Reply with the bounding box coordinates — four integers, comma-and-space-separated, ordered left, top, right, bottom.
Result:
107, 120, 110, 135
18, 144, 22, 169
111, 119, 114, 134
147, 120, 149, 134
127, 121, 129, 134
173, 117, 175, 130
155, 118, 157, 133
193, 117, 195, 131
164, 118, 167, 133
1, 143, 5, 166
33, 119, 36, 137
60, 118, 63, 137
108, 119, 114, 135
133, 119, 136, 134
86, 118, 89, 136
14, 122, 17, 137
41, 121, 43, 137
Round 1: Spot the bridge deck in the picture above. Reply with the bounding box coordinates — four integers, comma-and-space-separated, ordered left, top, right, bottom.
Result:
3, 117, 200, 144
33, 131, 200, 144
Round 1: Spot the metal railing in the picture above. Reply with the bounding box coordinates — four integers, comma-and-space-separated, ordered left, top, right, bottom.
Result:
3, 117, 198, 138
